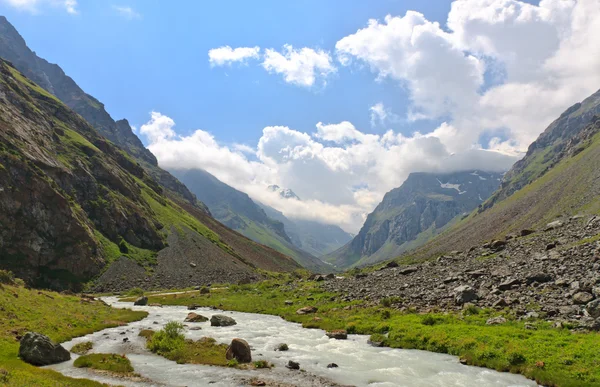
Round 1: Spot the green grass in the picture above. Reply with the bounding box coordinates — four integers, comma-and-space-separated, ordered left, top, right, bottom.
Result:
74, 353, 134, 374
70, 341, 93, 355
0, 280, 147, 386
139, 275, 600, 387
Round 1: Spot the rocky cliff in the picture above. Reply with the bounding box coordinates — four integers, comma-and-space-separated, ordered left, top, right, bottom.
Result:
326, 170, 503, 268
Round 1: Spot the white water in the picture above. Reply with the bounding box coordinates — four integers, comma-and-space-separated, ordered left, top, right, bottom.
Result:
47, 298, 538, 387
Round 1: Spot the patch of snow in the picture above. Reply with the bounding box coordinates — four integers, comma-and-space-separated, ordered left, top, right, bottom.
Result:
479, 176, 487, 181
437, 178, 467, 194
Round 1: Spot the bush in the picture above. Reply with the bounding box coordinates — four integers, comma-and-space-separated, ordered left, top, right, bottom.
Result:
227, 358, 239, 367
508, 352, 526, 365
0, 270, 15, 285
381, 310, 391, 319
463, 304, 481, 316
126, 287, 145, 297
421, 315, 437, 326
118, 238, 129, 254
74, 353, 134, 373
71, 341, 93, 355
253, 360, 271, 369
147, 321, 185, 355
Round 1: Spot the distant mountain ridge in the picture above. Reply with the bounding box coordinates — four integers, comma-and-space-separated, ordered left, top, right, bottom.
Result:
268, 184, 300, 200
326, 170, 503, 268
170, 168, 331, 272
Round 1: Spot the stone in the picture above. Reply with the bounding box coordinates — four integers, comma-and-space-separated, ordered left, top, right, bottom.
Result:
545, 220, 563, 231
275, 343, 289, 351
490, 240, 507, 250
398, 267, 418, 275
454, 285, 478, 305
189, 262, 197, 268
385, 261, 399, 268
184, 312, 208, 323
210, 315, 237, 326
284, 300, 294, 305
286, 360, 300, 370
492, 299, 508, 308
187, 304, 199, 310
327, 363, 339, 368
520, 229, 535, 237
225, 338, 251, 363
498, 279, 520, 291
19, 332, 70, 366
189, 327, 202, 331
326, 330, 348, 340
199, 287, 210, 295
486, 316, 507, 325
585, 299, 600, 318
296, 306, 318, 315
573, 292, 594, 305
134, 296, 148, 306
526, 273, 553, 284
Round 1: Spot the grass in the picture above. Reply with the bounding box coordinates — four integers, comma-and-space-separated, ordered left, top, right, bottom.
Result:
74, 353, 134, 373
0, 278, 147, 386
138, 274, 600, 387
71, 341, 93, 355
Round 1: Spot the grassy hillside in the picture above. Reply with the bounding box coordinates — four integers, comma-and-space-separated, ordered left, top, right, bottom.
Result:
0, 271, 146, 386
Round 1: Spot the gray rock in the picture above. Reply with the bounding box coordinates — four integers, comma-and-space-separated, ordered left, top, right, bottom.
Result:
573, 292, 594, 305
184, 312, 208, 323
296, 306, 318, 315
454, 285, 478, 305
19, 332, 70, 366
210, 315, 237, 327
134, 296, 148, 306
326, 330, 348, 340
286, 360, 300, 370
498, 279, 520, 291
585, 299, 600, 318
486, 316, 507, 325
225, 338, 251, 363
545, 220, 563, 231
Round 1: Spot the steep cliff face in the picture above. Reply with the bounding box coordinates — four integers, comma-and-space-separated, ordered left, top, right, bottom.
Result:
0, 61, 300, 290
326, 171, 502, 268
0, 16, 202, 210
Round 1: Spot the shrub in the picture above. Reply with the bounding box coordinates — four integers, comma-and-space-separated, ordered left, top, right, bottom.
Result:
421, 315, 437, 326
126, 287, 145, 297
381, 310, 391, 319
463, 304, 481, 316
227, 358, 239, 367
381, 298, 392, 307
508, 352, 526, 365
253, 360, 271, 369
147, 321, 185, 355
73, 353, 134, 373
71, 341, 93, 355
0, 270, 15, 285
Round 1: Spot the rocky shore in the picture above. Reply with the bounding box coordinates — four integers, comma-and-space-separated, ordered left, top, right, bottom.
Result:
323, 215, 600, 329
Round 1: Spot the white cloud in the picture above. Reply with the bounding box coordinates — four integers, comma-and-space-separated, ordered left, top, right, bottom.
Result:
208, 46, 260, 67
262, 44, 336, 87
142, 112, 517, 233
1, 0, 78, 14
113, 5, 141, 20
369, 102, 400, 127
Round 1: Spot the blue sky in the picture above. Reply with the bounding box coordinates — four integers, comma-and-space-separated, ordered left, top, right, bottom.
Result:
1, 0, 596, 232
0, 0, 460, 145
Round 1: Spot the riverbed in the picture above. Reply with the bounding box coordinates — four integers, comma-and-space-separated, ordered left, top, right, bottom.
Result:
47, 297, 538, 386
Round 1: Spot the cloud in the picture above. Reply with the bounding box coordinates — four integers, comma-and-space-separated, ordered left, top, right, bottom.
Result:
1, 0, 78, 14
262, 44, 336, 87
113, 5, 141, 20
141, 112, 517, 233
208, 46, 260, 67
369, 102, 400, 127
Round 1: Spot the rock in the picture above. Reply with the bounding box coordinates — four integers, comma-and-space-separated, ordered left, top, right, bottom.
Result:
466, 269, 487, 278
490, 240, 507, 250
492, 299, 509, 308
325, 273, 335, 279
286, 360, 300, 370
199, 287, 210, 295
314, 275, 326, 282
368, 338, 384, 347
189, 327, 202, 331
148, 303, 162, 307
225, 338, 251, 363
545, 220, 563, 231
19, 332, 71, 366
520, 229, 535, 237
579, 317, 600, 331
454, 285, 478, 305
398, 267, 418, 275
573, 292, 594, 305
134, 296, 148, 306
585, 300, 600, 318
385, 261, 399, 268
251, 380, 266, 386
486, 316, 507, 325
498, 279, 520, 291
210, 315, 237, 326
296, 306, 318, 315
546, 242, 558, 251
526, 273, 553, 284
326, 330, 348, 340
284, 300, 294, 306
327, 363, 339, 368
184, 312, 209, 323
187, 304, 199, 310
275, 343, 289, 351
189, 262, 197, 268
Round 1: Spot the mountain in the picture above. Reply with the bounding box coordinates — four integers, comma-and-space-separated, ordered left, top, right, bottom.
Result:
404, 89, 600, 262
169, 169, 330, 272
260, 204, 353, 257
267, 184, 301, 200
325, 170, 503, 268
0, 16, 204, 212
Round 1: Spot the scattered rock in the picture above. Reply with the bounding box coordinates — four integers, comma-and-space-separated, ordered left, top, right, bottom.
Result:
184, 312, 209, 323
225, 338, 251, 363
385, 261, 399, 268
296, 306, 318, 315
573, 292, 594, 305
454, 285, 478, 305
199, 287, 210, 295
327, 363, 339, 368
275, 343, 289, 351
520, 229, 535, 237
545, 220, 563, 231
398, 267, 418, 275
18, 332, 70, 366
210, 315, 237, 327
526, 273, 553, 284
492, 299, 508, 308
187, 304, 199, 310
490, 240, 507, 251
486, 316, 507, 325
326, 330, 348, 340
284, 300, 294, 306
498, 279, 520, 291
134, 296, 148, 306
286, 360, 300, 370
189, 262, 197, 268
585, 300, 600, 318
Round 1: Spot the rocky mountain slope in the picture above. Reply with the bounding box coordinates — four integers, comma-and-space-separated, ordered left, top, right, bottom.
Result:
0, 16, 203, 211
260, 204, 353, 257
169, 168, 330, 272
406, 89, 600, 263
326, 170, 502, 269
0, 60, 300, 290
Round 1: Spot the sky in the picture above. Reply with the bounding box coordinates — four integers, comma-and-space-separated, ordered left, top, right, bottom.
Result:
1, 0, 599, 233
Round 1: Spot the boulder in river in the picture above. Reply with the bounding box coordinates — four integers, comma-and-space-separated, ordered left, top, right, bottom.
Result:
134, 296, 148, 306
327, 363, 339, 368
225, 338, 251, 363
275, 343, 289, 351
286, 360, 300, 370
210, 314, 237, 326
184, 312, 209, 322
296, 306, 318, 315
326, 330, 348, 340
19, 332, 71, 366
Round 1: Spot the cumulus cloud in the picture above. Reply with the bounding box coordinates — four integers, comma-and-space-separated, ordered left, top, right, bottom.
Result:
262, 44, 336, 87
113, 5, 141, 20
142, 112, 517, 233
208, 46, 260, 67
369, 102, 400, 127
2, 0, 77, 14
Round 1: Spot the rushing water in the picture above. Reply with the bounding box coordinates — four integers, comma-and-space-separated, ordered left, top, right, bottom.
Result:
47, 297, 538, 387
